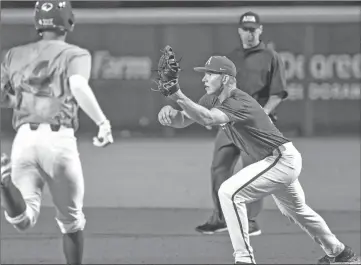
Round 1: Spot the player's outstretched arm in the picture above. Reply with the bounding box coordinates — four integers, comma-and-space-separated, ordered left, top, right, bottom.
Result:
68, 53, 113, 147
153, 45, 229, 127
69, 74, 107, 125
169, 90, 230, 127
158, 105, 194, 128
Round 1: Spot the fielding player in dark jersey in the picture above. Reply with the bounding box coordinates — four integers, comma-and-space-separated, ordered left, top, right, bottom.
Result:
195, 11, 288, 235
157, 56, 357, 264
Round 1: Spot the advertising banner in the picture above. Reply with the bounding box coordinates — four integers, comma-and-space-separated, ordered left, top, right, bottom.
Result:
1, 21, 359, 134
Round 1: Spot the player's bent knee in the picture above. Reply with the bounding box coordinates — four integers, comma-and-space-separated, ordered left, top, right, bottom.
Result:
4, 206, 37, 231
56, 214, 86, 234
218, 182, 247, 204
218, 182, 232, 200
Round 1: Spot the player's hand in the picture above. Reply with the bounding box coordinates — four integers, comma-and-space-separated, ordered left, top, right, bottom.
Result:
158, 105, 177, 126
93, 119, 114, 147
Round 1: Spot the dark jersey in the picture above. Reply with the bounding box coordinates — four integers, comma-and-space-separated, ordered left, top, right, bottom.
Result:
1, 40, 90, 131
227, 42, 287, 107
198, 90, 290, 161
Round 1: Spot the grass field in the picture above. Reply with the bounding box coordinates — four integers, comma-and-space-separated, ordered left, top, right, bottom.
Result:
1, 207, 360, 264
1, 136, 360, 264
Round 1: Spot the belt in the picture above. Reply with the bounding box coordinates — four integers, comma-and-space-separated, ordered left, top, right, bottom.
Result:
29, 123, 63, 132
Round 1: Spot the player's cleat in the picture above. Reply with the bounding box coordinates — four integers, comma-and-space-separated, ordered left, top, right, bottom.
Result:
248, 220, 262, 237
1, 153, 12, 186
317, 245, 358, 264
195, 222, 228, 234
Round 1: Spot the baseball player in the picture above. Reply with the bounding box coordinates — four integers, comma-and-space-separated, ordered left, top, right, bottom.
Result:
155, 49, 358, 264
195, 11, 288, 235
0, 1, 113, 264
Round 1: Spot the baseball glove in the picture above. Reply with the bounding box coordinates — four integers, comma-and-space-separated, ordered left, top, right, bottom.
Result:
151, 45, 181, 97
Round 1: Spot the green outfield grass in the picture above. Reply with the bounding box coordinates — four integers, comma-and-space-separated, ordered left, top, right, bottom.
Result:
1, 136, 360, 264
1, 207, 360, 264
1, 136, 359, 211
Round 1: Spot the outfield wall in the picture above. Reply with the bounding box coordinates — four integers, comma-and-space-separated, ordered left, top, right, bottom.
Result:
1, 7, 360, 136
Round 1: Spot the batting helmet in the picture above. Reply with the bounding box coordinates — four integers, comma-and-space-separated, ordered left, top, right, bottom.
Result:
34, 0, 75, 33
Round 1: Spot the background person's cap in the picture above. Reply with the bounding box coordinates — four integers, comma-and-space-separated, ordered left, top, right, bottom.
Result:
239, 11, 261, 28
194, 56, 237, 77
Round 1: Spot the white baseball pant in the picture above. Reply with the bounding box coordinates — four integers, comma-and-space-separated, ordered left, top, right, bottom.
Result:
4, 123, 86, 234
218, 142, 345, 264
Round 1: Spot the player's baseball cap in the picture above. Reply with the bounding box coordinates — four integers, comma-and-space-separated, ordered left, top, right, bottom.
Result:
34, 0, 75, 33
239, 11, 261, 29
194, 56, 237, 77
